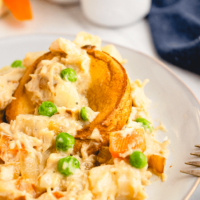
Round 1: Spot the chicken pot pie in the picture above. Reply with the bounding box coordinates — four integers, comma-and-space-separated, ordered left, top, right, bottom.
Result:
0, 32, 169, 200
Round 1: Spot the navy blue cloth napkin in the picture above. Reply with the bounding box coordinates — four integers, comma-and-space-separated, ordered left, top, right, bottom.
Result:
148, 0, 200, 74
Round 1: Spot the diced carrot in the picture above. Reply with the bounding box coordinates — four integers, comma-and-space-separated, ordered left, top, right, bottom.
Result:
0, 135, 21, 161
15, 178, 36, 197
148, 154, 166, 174
53, 191, 64, 199
3, 0, 32, 21
109, 128, 146, 158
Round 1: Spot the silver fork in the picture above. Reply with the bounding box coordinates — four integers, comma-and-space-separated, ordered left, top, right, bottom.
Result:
180, 145, 200, 177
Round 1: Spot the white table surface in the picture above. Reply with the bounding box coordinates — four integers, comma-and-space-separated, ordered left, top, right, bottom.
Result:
0, 0, 200, 199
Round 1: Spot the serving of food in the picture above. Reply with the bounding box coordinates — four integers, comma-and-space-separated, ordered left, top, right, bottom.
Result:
0, 32, 169, 200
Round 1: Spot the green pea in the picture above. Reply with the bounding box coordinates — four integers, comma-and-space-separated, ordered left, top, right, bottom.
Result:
56, 132, 75, 151
129, 151, 147, 169
57, 156, 80, 176
11, 60, 24, 68
135, 117, 154, 133
80, 106, 90, 121
60, 68, 77, 82
38, 101, 57, 117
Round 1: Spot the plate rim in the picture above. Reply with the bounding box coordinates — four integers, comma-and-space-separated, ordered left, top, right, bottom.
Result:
0, 32, 199, 199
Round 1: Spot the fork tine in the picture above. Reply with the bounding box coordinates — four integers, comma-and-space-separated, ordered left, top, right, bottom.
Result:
190, 152, 200, 157
195, 145, 200, 148
185, 161, 200, 167
180, 170, 200, 177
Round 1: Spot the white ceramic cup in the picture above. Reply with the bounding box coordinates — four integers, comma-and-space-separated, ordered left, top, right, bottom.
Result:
80, 0, 151, 27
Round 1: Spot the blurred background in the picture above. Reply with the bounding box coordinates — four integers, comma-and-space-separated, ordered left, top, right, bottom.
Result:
0, 0, 200, 198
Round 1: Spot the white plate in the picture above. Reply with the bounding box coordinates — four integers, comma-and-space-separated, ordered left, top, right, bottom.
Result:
0, 33, 200, 200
